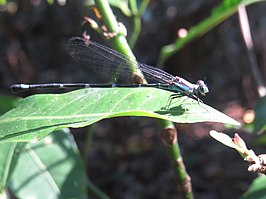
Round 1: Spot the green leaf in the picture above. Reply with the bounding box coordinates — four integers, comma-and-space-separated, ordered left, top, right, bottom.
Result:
0, 142, 24, 192
0, 96, 21, 116
253, 96, 266, 132
0, 96, 87, 198
109, 0, 132, 16
158, 0, 265, 65
8, 129, 87, 199
0, 95, 24, 191
0, 88, 240, 142
241, 175, 266, 199
0, 0, 6, 6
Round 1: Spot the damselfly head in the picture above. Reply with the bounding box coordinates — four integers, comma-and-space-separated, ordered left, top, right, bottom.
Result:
197, 80, 209, 96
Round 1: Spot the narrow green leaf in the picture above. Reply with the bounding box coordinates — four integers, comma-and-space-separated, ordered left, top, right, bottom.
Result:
0, 88, 240, 142
158, 0, 265, 65
9, 129, 87, 199
109, 0, 132, 16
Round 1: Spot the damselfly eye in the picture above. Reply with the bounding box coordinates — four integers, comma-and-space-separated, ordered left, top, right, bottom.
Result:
197, 80, 209, 95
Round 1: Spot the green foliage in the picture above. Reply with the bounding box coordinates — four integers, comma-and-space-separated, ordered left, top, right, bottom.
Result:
0, 88, 239, 142
0, 96, 88, 198
211, 0, 241, 15
85, 0, 132, 16
158, 0, 265, 66
109, 0, 132, 16
0, 95, 21, 116
2, 0, 263, 197
241, 175, 266, 199
0, 142, 23, 191
0, 0, 6, 5
253, 96, 266, 132
0, 96, 22, 192
8, 129, 88, 199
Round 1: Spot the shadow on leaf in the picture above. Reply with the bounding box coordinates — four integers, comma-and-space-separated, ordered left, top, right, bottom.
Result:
155, 105, 186, 116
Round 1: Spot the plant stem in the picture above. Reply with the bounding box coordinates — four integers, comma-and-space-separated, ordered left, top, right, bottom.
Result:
238, 4, 266, 97
159, 120, 194, 199
87, 177, 111, 199
128, 0, 149, 48
95, 0, 145, 82
138, 0, 150, 16
128, 0, 140, 48
94, 1, 194, 198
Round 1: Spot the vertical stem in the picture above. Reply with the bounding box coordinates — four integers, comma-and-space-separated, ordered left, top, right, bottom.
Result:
138, 0, 150, 16
128, 0, 149, 48
93, 1, 194, 198
159, 120, 194, 199
95, 0, 131, 55
95, 0, 145, 82
128, 0, 141, 48
238, 4, 266, 97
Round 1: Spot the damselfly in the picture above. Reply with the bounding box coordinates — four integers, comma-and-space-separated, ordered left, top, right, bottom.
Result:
10, 37, 209, 101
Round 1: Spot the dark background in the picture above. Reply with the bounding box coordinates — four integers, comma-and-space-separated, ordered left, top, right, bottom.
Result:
1, 0, 266, 198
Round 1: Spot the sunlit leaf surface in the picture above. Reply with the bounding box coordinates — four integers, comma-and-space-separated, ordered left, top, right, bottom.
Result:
0, 88, 240, 142
8, 129, 87, 199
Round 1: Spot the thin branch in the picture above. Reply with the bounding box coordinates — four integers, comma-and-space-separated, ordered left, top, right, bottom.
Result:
238, 4, 266, 97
